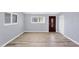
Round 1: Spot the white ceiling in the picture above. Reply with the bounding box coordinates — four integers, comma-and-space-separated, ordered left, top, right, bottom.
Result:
23, 12, 60, 14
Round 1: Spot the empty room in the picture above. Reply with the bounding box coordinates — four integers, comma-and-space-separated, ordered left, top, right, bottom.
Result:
0, 12, 79, 47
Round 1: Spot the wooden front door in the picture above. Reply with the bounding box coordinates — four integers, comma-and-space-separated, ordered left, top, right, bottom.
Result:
49, 16, 56, 32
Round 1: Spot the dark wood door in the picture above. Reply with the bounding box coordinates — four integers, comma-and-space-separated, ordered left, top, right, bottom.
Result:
49, 16, 56, 32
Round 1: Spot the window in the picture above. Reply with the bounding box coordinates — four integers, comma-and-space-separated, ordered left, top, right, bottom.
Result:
4, 13, 18, 25
5, 13, 11, 24
31, 16, 45, 23
12, 14, 17, 23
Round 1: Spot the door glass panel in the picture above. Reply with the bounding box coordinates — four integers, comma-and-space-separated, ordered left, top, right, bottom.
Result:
51, 18, 53, 27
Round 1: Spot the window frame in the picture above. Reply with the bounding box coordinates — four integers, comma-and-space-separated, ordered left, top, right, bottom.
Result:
31, 16, 45, 24
4, 12, 18, 26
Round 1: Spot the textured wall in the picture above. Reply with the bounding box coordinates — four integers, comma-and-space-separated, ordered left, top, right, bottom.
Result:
24, 14, 59, 32
0, 12, 24, 46
59, 12, 79, 42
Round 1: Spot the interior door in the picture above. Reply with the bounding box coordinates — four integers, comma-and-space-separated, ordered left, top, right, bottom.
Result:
49, 16, 56, 32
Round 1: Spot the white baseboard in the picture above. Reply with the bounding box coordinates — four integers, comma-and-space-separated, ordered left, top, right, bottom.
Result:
60, 32, 79, 45
1, 32, 24, 47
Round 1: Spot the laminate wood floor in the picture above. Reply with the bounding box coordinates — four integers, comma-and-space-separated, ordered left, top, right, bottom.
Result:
6, 32, 79, 47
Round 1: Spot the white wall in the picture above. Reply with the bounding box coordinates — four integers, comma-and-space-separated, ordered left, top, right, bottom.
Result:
0, 12, 24, 46
24, 14, 59, 32
59, 12, 79, 43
